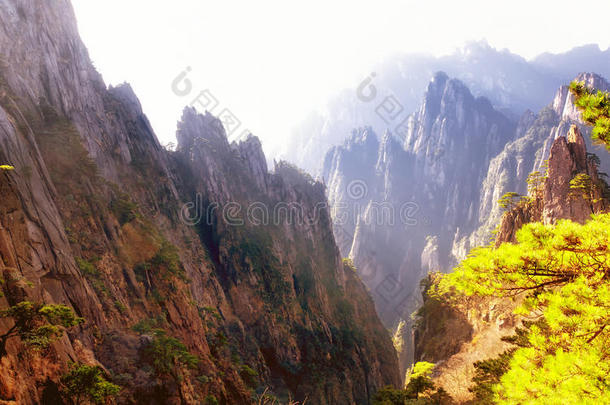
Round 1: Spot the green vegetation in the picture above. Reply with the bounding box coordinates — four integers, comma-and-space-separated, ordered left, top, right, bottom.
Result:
469, 350, 515, 403
110, 192, 139, 225
196, 374, 210, 385
437, 214, 610, 403
570, 81, 610, 149
199, 306, 222, 322
497, 192, 524, 211
569, 173, 601, 212
76, 257, 109, 297
131, 313, 167, 334
526, 170, 546, 199
231, 230, 291, 307
142, 329, 199, 382
113, 300, 127, 314
204, 395, 219, 405
239, 364, 259, 388
134, 240, 187, 285
342, 258, 357, 273
0, 301, 83, 356
60, 363, 120, 404
406, 362, 435, 398
372, 362, 450, 404
76, 257, 99, 278
569, 173, 594, 200
206, 330, 228, 356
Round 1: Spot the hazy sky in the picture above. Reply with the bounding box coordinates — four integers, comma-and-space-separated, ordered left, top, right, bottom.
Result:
72, 0, 610, 155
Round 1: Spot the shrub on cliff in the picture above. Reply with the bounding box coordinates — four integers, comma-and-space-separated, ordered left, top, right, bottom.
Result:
142, 329, 199, 382
134, 240, 187, 287
60, 363, 120, 404
372, 361, 451, 404
0, 301, 83, 356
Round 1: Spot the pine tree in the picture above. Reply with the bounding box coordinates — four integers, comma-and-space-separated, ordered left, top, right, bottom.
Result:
570, 81, 610, 149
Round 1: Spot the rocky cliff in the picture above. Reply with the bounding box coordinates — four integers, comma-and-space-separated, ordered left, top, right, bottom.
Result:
413, 120, 610, 403
0, 0, 399, 403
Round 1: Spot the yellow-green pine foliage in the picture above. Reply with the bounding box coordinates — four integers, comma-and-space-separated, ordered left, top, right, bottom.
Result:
570, 81, 610, 149
436, 214, 610, 404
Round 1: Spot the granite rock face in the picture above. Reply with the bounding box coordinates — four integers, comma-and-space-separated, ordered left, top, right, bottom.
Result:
0, 1, 399, 403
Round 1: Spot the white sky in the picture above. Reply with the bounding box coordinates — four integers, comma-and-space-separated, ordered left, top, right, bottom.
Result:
72, 0, 610, 155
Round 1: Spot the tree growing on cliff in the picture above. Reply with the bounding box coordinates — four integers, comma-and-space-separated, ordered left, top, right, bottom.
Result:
570, 81, 610, 149
405, 361, 436, 398
569, 173, 596, 212
371, 361, 451, 404
526, 171, 545, 200
60, 363, 120, 404
142, 328, 199, 382
0, 301, 83, 357
437, 214, 610, 404
498, 192, 523, 211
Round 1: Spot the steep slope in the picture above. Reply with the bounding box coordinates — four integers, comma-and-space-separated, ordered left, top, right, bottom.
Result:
413, 123, 610, 403
0, 1, 399, 404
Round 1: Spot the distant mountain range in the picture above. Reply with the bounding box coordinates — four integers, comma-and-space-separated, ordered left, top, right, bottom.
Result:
277, 41, 610, 175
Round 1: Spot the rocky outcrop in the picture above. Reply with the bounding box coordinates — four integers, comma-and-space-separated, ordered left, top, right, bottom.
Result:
0, 1, 399, 403
494, 124, 609, 244
542, 125, 606, 222
413, 277, 520, 403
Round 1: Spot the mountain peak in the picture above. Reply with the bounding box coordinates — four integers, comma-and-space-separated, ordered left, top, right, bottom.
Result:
176, 107, 227, 152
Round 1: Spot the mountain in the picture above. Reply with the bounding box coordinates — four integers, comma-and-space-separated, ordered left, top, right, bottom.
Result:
0, 1, 399, 403
322, 71, 610, 378
279, 42, 610, 175
322, 73, 516, 376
